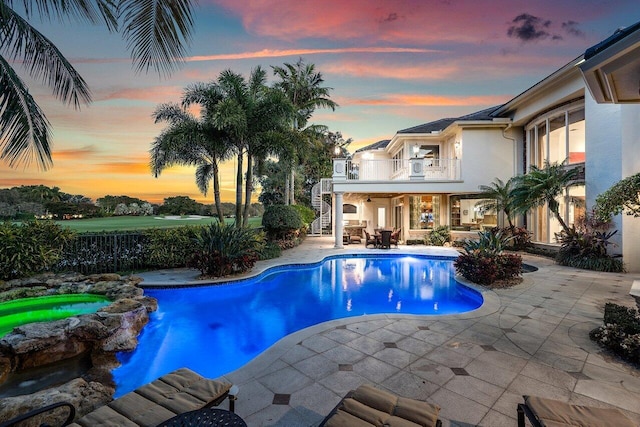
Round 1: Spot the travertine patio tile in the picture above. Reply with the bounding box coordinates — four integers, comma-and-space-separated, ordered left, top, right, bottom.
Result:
491, 390, 524, 417
322, 327, 362, 344
520, 360, 578, 390
443, 339, 484, 359
242, 402, 293, 427
293, 354, 337, 380
373, 347, 417, 369
352, 356, 400, 383
301, 335, 339, 353
366, 327, 405, 343
473, 349, 528, 372
382, 370, 440, 399
287, 382, 341, 420
321, 343, 366, 364
424, 346, 473, 368
507, 375, 572, 401
258, 365, 314, 394
429, 319, 475, 335
280, 343, 317, 365
478, 409, 517, 427
385, 319, 425, 335
318, 371, 368, 396
408, 359, 456, 386
454, 328, 501, 345
581, 363, 640, 393
464, 358, 520, 388
537, 339, 589, 360
574, 380, 640, 413
444, 375, 503, 407
533, 350, 585, 372
346, 319, 390, 334
411, 329, 453, 346
234, 380, 277, 419
396, 336, 436, 356
345, 334, 386, 355
496, 333, 543, 357
430, 387, 490, 426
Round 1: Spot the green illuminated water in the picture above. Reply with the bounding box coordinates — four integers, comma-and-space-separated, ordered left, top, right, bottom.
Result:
0, 294, 111, 338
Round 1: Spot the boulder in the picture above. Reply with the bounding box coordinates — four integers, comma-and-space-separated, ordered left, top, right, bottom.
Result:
0, 377, 113, 427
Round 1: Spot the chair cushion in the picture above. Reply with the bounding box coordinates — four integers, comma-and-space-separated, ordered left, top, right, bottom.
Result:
325, 385, 440, 427
523, 395, 636, 427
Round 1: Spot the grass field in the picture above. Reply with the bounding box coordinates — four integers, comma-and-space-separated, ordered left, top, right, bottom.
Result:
54, 216, 262, 233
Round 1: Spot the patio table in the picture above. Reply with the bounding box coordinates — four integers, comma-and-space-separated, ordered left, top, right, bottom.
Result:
157, 408, 247, 427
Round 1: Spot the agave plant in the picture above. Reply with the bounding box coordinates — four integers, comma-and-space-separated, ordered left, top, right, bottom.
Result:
461, 228, 515, 256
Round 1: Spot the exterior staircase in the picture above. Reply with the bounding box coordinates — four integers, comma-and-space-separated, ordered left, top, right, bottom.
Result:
310, 179, 332, 235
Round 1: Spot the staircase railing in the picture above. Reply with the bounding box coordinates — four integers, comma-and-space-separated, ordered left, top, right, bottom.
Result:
310, 179, 332, 235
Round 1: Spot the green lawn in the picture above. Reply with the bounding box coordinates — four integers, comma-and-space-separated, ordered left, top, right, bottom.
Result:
55, 216, 262, 233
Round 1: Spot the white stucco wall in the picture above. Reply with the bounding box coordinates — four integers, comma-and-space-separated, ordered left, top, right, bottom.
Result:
460, 128, 517, 188
621, 104, 640, 272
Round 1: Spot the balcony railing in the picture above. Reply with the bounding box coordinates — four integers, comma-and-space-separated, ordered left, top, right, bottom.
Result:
333, 158, 461, 181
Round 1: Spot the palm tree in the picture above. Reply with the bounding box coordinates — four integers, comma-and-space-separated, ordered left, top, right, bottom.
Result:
475, 177, 516, 228
184, 68, 291, 227
272, 58, 337, 205
511, 161, 581, 234
1, 0, 195, 170
150, 103, 231, 222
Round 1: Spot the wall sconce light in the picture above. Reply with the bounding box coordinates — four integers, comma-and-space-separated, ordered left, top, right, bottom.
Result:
412, 143, 420, 158
366, 196, 372, 203
455, 140, 461, 149
334, 146, 341, 156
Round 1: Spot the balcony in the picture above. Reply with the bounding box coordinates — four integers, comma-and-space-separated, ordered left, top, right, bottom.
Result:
333, 158, 461, 181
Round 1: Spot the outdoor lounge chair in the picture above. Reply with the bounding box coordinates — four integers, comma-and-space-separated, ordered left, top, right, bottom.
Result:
516, 395, 635, 427
320, 384, 441, 427
1, 368, 236, 427
390, 228, 400, 247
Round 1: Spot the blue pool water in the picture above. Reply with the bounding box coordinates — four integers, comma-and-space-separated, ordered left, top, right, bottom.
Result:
112, 254, 482, 396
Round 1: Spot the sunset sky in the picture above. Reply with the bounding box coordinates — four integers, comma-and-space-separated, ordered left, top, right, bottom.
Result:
1, 1, 637, 204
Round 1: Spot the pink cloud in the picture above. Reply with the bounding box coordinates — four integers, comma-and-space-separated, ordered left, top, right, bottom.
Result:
340, 93, 510, 107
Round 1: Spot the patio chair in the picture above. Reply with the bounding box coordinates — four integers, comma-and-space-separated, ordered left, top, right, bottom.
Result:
0, 368, 237, 427
390, 228, 400, 247
364, 231, 377, 248
516, 395, 635, 427
320, 384, 441, 427
380, 230, 392, 249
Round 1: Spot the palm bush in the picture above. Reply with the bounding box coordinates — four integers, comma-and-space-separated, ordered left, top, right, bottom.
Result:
188, 223, 265, 277
424, 225, 451, 246
454, 229, 522, 286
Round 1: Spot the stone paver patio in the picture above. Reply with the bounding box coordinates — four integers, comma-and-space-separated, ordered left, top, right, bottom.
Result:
139, 237, 640, 426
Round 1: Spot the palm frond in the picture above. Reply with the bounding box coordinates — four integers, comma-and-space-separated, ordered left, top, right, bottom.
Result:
16, 0, 118, 29
0, 55, 52, 169
1, 5, 92, 107
118, 0, 194, 76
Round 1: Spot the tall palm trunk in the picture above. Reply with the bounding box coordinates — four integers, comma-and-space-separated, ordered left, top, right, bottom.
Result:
242, 152, 254, 227
235, 150, 243, 227
289, 168, 295, 205
284, 175, 290, 205
212, 162, 225, 223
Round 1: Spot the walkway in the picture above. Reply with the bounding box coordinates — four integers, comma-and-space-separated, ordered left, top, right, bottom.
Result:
138, 237, 640, 426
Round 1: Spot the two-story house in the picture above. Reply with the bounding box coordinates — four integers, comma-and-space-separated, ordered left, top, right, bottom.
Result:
321, 21, 640, 272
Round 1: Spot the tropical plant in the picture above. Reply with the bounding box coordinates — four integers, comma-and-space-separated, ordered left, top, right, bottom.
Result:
454, 229, 522, 286
143, 227, 200, 269
1, 0, 195, 170
555, 211, 624, 272
187, 222, 265, 277
475, 178, 516, 228
272, 58, 338, 205
511, 160, 581, 234
424, 225, 451, 246
0, 221, 75, 280
595, 173, 640, 220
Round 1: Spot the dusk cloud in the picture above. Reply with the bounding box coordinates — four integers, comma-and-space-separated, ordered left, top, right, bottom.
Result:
562, 20, 585, 38
507, 14, 552, 42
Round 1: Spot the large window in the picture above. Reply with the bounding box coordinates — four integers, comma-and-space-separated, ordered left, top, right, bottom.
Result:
528, 104, 585, 168
450, 195, 497, 231
410, 195, 440, 229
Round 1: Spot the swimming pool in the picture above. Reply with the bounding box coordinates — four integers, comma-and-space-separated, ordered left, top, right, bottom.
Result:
113, 254, 482, 396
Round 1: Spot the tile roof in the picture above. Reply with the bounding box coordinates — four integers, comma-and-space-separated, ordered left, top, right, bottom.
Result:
354, 139, 390, 153
584, 21, 640, 60
398, 105, 502, 134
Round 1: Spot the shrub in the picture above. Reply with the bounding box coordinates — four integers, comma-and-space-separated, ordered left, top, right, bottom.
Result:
291, 204, 315, 225
555, 211, 624, 272
424, 225, 451, 246
259, 241, 282, 260
187, 223, 265, 277
262, 205, 303, 240
454, 229, 522, 286
590, 303, 640, 364
143, 227, 201, 268
503, 227, 532, 250
0, 221, 75, 280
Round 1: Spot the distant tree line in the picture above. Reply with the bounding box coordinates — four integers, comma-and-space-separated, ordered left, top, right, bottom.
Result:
0, 185, 263, 220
